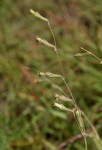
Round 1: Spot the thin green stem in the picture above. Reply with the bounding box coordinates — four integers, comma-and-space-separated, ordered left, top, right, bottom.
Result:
48, 21, 76, 105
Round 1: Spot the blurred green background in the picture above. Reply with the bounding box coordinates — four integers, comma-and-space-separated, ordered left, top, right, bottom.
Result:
0, 0, 102, 149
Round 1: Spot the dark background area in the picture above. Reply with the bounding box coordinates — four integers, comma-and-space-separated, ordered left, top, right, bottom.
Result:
0, 0, 102, 149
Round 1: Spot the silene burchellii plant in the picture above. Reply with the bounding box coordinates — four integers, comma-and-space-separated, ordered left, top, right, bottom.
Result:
30, 9, 102, 150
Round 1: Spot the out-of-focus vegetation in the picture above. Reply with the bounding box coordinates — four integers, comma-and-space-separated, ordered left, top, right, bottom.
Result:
0, 0, 102, 150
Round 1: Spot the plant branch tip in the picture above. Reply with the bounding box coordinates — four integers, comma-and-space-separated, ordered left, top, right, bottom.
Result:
75, 52, 91, 57
38, 72, 61, 78
29, 9, 48, 22
80, 47, 87, 51
36, 36, 55, 48
54, 93, 73, 102
54, 103, 74, 112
